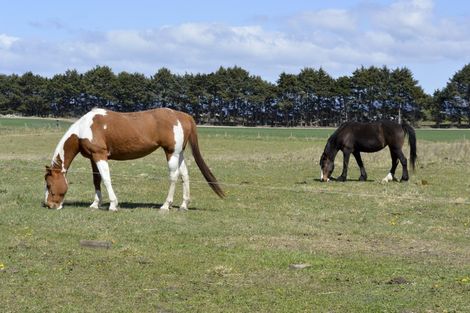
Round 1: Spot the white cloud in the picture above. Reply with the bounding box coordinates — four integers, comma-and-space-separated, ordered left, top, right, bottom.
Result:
0, 0, 468, 92
0, 34, 19, 49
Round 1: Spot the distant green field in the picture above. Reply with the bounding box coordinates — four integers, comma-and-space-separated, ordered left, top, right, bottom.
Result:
0, 117, 71, 130
2, 117, 470, 142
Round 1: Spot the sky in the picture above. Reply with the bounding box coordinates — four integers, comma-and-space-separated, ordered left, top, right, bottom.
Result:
0, 0, 469, 94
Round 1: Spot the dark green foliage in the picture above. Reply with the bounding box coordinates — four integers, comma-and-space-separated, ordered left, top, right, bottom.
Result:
431, 64, 470, 126
1, 64, 468, 126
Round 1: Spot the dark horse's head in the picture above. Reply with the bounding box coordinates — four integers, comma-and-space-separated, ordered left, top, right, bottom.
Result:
319, 139, 338, 182
320, 151, 335, 182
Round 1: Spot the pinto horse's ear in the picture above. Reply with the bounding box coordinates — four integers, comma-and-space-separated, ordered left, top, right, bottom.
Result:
45, 165, 52, 176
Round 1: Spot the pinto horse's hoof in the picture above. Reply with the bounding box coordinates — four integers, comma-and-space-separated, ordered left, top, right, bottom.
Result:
90, 203, 101, 209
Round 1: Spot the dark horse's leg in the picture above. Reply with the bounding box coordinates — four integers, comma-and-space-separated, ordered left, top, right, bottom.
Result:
90, 160, 102, 209
397, 149, 409, 181
353, 151, 367, 181
337, 149, 351, 181
383, 148, 399, 182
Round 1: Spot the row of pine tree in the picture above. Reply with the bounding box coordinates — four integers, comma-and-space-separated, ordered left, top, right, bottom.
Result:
0, 64, 469, 126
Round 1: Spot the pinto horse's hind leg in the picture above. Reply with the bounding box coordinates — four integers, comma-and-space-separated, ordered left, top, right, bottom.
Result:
161, 152, 190, 211
90, 160, 103, 209
161, 150, 181, 211
178, 156, 190, 211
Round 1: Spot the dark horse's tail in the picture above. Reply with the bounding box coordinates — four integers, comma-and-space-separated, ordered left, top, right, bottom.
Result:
188, 120, 225, 198
401, 122, 417, 171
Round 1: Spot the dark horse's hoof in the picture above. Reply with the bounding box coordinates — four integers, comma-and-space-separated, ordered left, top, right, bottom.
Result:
358, 176, 367, 181
336, 176, 346, 182
400, 176, 409, 182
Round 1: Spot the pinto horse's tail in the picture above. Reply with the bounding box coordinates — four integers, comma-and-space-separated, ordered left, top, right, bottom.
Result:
188, 120, 225, 198
401, 122, 417, 171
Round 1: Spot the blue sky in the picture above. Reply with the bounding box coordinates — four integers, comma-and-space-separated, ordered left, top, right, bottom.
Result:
0, 0, 469, 94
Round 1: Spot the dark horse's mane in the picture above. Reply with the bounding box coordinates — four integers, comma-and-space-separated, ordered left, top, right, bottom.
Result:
324, 122, 351, 155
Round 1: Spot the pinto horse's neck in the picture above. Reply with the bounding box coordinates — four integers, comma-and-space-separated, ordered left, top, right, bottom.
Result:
51, 108, 107, 172
51, 133, 79, 172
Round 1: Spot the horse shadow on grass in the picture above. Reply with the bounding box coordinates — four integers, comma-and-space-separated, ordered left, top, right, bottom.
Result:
63, 200, 208, 211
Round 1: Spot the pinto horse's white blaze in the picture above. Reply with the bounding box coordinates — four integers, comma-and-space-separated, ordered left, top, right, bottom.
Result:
44, 108, 224, 211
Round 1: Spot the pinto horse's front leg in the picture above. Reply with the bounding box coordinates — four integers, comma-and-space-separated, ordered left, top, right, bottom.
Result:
90, 160, 103, 209
95, 159, 118, 211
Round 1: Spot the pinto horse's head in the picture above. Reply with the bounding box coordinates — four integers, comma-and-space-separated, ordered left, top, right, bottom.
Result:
320, 152, 334, 182
44, 166, 68, 209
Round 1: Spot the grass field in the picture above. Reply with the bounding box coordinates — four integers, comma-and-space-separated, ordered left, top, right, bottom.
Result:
1, 118, 469, 312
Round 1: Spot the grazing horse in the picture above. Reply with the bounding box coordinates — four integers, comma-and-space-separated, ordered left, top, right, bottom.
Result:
44, 108, 225, 211
320, 120, 416, 182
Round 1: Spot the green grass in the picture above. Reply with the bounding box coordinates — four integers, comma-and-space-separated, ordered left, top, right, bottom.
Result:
1, 118, 470, 312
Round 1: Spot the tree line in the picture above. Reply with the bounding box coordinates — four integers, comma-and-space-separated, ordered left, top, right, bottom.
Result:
0, 64, 469, 126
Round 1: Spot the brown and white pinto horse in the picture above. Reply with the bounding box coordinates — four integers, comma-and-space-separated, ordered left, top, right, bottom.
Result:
44, 108, 225, 211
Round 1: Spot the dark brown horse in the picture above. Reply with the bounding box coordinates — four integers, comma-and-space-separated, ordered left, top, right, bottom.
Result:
320, 120, 416, 182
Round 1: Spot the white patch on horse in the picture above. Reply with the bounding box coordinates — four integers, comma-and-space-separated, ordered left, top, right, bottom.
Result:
51, 109, 107, 171
382, 172, 393, 183
320, 170, 324, 181
103, 124, 107, 130
173, 120, 184, 153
